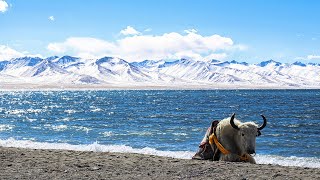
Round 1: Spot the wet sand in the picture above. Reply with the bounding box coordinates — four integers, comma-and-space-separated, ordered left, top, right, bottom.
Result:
0, 147, 319, 180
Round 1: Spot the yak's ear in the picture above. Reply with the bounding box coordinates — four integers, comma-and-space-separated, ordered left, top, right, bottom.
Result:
257, 130, 262, 136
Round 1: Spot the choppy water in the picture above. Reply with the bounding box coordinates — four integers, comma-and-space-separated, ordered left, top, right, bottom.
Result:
0, 90, 319, 168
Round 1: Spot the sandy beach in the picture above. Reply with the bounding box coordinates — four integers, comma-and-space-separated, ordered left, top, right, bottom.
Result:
0, 147, 319, 180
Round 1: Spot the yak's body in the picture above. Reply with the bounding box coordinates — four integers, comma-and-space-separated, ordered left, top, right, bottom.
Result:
193, 114, 267, 164
215, 117, 258, 163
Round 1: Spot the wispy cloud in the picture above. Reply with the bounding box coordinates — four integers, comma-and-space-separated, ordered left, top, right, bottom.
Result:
296, 33, 304, 38
144, 28, 152, 32
0, 0, 8, 13
120, 26, 141, 36
47, 27, 244, 61
48, 16, 55, 21
307, 55, 320, 60
184, 29, 198, 34
295, 55, 320, 61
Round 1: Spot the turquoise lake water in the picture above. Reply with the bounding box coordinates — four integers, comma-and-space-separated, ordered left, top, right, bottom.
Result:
0, 90, 319, 168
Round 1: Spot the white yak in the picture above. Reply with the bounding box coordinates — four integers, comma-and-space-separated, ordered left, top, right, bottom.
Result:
193, 113, 267, 164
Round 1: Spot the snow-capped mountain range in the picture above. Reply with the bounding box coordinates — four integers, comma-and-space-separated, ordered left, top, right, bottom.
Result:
0, 56, 320, 88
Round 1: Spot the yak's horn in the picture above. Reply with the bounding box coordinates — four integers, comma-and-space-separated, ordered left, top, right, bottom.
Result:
258, 115, 267, 130
230, 113, 239, 130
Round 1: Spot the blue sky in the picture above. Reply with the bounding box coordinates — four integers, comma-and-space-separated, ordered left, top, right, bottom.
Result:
1, 0, 320, 63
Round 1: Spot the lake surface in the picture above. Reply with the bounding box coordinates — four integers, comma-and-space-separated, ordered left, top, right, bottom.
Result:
0, 90, 319, 168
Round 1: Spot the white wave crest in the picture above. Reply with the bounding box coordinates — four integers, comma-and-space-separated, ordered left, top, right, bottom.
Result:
0, 138, 319, 168
255, 154, 320, 168
0, 124, 14, 131
0, 138, 194, 159
44, 124, 68, 131
64, 109, 77, 114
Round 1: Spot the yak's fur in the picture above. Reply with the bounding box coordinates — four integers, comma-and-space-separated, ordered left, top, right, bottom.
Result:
192, 114, 266, 163
215, 117, 260, 164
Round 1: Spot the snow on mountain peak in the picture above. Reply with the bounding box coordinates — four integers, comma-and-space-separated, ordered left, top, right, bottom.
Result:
292, 61, 307, 67
0, 55, 319, 88
10, 56, 43, 66
22, 59, 69, 77
209, 59, 221, 64
45, 56, 59, 61
257, 60, 282, 67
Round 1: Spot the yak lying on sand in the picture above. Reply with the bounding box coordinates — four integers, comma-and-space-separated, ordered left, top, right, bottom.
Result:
193, 113, 267, 164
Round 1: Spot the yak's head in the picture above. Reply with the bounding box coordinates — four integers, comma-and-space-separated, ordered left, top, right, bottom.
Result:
229, 113, 267, 155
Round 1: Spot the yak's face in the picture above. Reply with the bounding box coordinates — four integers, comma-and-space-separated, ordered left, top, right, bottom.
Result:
229, 113, 267, 155
237, 123, 259, 155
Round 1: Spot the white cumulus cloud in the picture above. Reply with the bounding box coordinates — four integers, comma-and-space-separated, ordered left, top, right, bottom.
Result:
48, 16, 55, 21
120, 26, 141, 36
47, 28, 244, 62
47, 37, 117, 59
0, 45, 45, 60
115, 32, 234, 61
0, 45, 25, 60
0, 0, 8, 13
204, 53, 228, 61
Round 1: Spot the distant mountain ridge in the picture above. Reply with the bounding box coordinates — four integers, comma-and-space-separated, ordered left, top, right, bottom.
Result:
0, 56, 319, 88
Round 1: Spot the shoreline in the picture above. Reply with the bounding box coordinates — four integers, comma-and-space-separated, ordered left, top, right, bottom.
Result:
0, 147, 319, 179
1, 83, 320, 91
